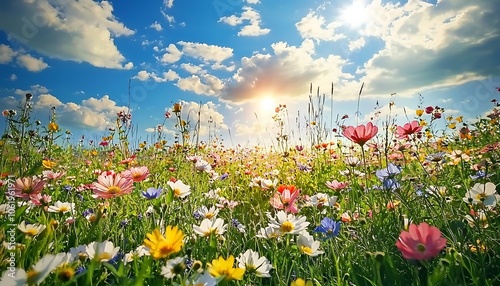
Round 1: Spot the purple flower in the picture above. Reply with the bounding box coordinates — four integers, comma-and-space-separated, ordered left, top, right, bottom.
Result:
376, 163, 401, 190
141, 187, 163, 199
314, 217, 341, 239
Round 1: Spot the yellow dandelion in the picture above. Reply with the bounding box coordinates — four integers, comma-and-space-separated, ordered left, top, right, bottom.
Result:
143, 226, 184, 260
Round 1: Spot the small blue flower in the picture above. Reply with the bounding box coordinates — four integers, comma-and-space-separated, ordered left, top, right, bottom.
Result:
193, 211, 202, 219
63, 185, 73, 192
314, 217, 341, 239
141, 187, 163, 199
220, 173, 229, 180
75, 266, 86, 275
470, 170, 490, 180
376, 163, 401, 190
82, 209, 93, 217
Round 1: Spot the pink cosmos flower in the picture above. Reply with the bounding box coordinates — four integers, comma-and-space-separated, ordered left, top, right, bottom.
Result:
396, 121, 422, 139
42, 170, 67, 180
325, 180, 348, 191
121, 166, 149, 182
342, 122, 378, 146
13, 176, 45, 199
92, 173, 134, 199
270, 187, 300, 213
30, 194, 52, 206
396, 222, 447, 260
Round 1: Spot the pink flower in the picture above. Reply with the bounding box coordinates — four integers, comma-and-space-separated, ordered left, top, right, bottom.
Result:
30, 193, 52, 206
396, 121, 422, 139
13, 176, 45, 199
396, 222, 447, 260
42, 170, 67, 180
121, 166, 149, 182
270, 187, 300, 213
325, 180, 348, 191
92, 173, 134, 199
342, 122, 378, 146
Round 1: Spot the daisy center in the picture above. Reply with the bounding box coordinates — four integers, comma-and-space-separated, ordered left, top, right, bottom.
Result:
107, 186, 121, 194
174, 189, 182, 197
25, 228, 40, 236
26, 269, 40, 283
300, 246, 313, 255
59, 206, 69, 213
205, 213, 214, 219
280, 221, 294, 233
475, 193, 487, 201
96, 252, 112, 261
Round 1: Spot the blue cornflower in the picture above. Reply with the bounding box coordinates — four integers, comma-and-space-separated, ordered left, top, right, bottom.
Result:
220, 173, 229, 180
82, 209, 93, 217
63, 185, 73, 192
470, 170, 490, 180
75, 266, 86, 275
120, 219, 129, 228
141, 187, 163, 199
193, 211, 202, 219
376, 163, 401, 190
314, 217, 341, 239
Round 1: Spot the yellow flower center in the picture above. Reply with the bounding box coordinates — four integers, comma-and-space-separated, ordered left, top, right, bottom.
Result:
59, 206, 69, 213
58, 267, 75, 281
22, 186, 34, 194
25, 228, 39, 236
96, 252, 112, 261
174, 188, 182, 197
26, 269, 40, 284
205, 213, 214, 219
300, 246, 313, 255
107, 186, 121, 194
476, 193, 487, 201
158, 241, 175, 257
280, 221, 294, 233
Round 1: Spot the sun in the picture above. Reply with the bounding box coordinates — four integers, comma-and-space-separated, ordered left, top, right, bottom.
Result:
260, 96, 276, 114
340, 0, 369, 27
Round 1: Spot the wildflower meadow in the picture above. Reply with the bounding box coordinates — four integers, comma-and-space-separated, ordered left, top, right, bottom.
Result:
1, 92, 500, 286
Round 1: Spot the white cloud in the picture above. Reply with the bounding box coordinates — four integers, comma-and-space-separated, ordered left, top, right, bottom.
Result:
10, 74, 17, 81
163, 0, 174, 9
339, 0, 500, 99
211, 62, 236, 72
178, 41, 233, 63
221, 39, 350, 103
181, 63, 205, 74
150, 21, 163, 32
123, 62, 134, 70
176, 101, 228, 136
160, 44, 183, 63
176, 74, 224, 95
145, 127, 156, 133
165, 14, 175, 24
0, 0, 134, 69
134, 69, 179, 82
246, 0, 260, 3
16, 54, 49, 72
15, 84, 49, 96
0, 44, 16, 63
295, 12, 345, 42
348, 37, 366, 51
219, 6, 270, 37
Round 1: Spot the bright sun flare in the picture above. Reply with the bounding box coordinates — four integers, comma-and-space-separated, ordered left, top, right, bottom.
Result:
340, 0, 369, 27
260, 96, 276, 114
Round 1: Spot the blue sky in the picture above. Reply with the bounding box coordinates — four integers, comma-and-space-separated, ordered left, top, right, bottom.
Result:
0, 0, 499, 148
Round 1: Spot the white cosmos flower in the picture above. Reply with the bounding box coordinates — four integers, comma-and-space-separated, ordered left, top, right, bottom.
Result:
123, 245, 150, 264
0, 253, 67, 286
167, 180, 191, 198
267, 211, 310, 235
18, 221, 46, 237
297, 231, 324, 257
256, 226, 282, 239
86, 241, 120, 262
195, 205, 219, 219
185, 271, 217, 286
48, 201, 75, 214
161, 256, 186, 279
463, 182, 500, 207
193, 218, 227, 237
236, 249, 273, 277
69, 245, 88, 262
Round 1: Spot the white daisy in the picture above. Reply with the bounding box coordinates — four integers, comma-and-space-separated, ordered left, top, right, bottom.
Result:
236, 249, 273, 278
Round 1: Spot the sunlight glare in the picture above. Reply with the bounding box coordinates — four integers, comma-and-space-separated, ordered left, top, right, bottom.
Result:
260, 96, 276, 114
340, 0, 369, 27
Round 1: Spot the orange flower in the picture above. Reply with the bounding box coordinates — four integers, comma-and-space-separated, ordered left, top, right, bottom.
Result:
48, 122, 59, 132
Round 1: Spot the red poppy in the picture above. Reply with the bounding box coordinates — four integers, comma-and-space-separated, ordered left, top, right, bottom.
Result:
396, 120, 422, 139
342, 122, 378, 146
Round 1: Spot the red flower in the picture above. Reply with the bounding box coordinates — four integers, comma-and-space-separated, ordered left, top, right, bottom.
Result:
396, 120, 422, 139
396, 222, 447, 260
276, 185, 298, 194
342, 122, 378, 146
425, 106, 434, 114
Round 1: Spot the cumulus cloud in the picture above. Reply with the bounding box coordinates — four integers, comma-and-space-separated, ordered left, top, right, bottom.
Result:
176, 74, 224, 95
17, 54, 49, 72
181, 63, 205, 74
348, 37, 366, 51
219, 6, 270, 36
295, 12, 345, 42
178, 41, 233, 63
340, 0, 500, 99
15, 84, 49, 96
0, 44, 16, 63
160, 44, 183, 63
220, 39, 350, 103
150, 21, 163, 31
176, 101, 228, 137
134, 69, 179, 82
10, 74, 17, 81
0, 0, 134, 69
163, 0, 174, 9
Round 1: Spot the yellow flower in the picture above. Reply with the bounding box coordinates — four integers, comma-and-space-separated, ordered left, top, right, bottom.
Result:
42, 159, 57, 169
143, 226, 184, 260
207, 255, 245, 282
455, 116, 463, 123
173, 103, 182, 113
291, 278, 314, 286
447, 122, 456, 129
419, 119, 427, 127
416, 109, 424, 117
139, 142, 146, 148
48, 122, 59, 132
